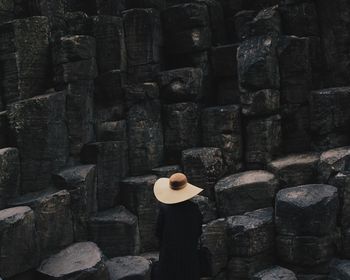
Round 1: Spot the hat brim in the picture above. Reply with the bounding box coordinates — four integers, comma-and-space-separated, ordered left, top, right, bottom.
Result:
153, 178, 204, 204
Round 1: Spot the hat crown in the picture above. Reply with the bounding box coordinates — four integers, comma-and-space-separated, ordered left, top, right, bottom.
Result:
169, 173, 187, 190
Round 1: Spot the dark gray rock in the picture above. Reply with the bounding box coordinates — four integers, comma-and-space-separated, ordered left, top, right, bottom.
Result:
215, 171, 279, 217
121, 175, 158, 252
318, 146, 350, 183
106, 256, 151, 280
237, 35, 280, 92
342, 228, 350, 259
0, 17, 49, 104
0, 111, 8, 148
276, 231, 340, 266
96, 120, 127, 142
9, 189, 74, 258
201, 218, 228, 276
163, 102, 201, 164
151, 165, 182, 178
0, 148, 20, 204
64, 0, 97, 15
248, 5, 281, 38
201, 105, 242, 173
37, 242, 109, 280
329, 259, 350, 280
157, 67, 203, 103
95, 69, 124, 106
226, 208, 274, 257
190, 195, 217, 223
297, 274, 328, 280
252, 266, 297, 280
8, 92, 68, 193
0, 206, 39, 278
279, 2, 319, 37
52, 165, 98, 241
211, 44, 238, 78
96, 0, 126, 16
216, 78, 240, 105
64, 11, 92, 36
245, 114, 282, 168
123, 82, 158, 108
275, 184, 339, 236
267, 153, 319, 188
182, 147, 224, 199
240, 89, 280, 116
234, 10, 257, 42
123, 9, 161, 67
126, 0, 164, 9
94, 104, 125, 124
89, 206, 140, 257
92, 15, 125, 74
81, 141, 128, 210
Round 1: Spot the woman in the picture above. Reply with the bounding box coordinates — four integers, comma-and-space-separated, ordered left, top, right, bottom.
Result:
153, 172, 204, 280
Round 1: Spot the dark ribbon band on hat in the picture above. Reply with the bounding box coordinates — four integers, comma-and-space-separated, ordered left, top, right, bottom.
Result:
170, 180, 186, 190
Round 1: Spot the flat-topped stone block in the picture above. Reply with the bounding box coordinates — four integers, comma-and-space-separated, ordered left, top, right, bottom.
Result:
253, 266, 297, 280
151, 165, 182, 178
215, 170, 279, 217
106, 256, 151, 280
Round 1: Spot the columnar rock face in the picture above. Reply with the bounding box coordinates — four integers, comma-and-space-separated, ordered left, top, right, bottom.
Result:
329, 259, 350, 280
52, 165, 97, 241
0, 206, 39, 278
0, 16, 50, 105
8, 92, 69, 193
106, 256, 151, 280
37, 242, 109, 280
215, 170, 279, 217
89, 206, 140, 257
152, 165, 182, 178
121, 175, 158, 252
191, 195, 217, 223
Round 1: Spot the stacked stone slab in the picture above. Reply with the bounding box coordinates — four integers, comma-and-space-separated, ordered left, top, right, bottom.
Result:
275, 184, 340, 275
253, 266, 297, 280
52, 165, 98, 241
106, 256, 151, 280
8, 91, 69, 193
0, 16, 50, 105
226, 208, 275, 279
53, 35, 96, 162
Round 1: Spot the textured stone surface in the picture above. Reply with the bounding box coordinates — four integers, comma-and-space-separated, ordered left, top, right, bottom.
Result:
275, 184, 339, 236
329, 259, 350, 280
253, 266, 297, 280
0, 206, 39, 278
96, 120, 126, 142
121, 175, 158, 252
0, 111, 8, 148
151, 165, 182, 178
106, 256, 151, 280
89, 206, 140, 257
211, 44, 238, 78
240, 89, 280, 116
267, 153, 319, 188
8, 92, 68, 193
37, 242, 109, 280
248, 5, 281, 38
95, 70, 123, 107
52, 165, 97, 241
191, 195, 217, 223
215, 171, 279, 217
182, 147, 224, 199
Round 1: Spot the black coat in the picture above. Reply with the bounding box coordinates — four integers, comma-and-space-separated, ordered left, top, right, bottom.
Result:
155, 200, 203, 280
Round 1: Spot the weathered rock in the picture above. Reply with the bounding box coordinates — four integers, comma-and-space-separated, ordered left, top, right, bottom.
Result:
215, 171, 279, 217
0, 17, 49, 104
201, 105, 242, 173
310, 88, 350, 147
95, 70, 124, 106
52, 165, 97, 241
96, 120, 127, 142
0, 148, 20, 204
151, 165, 182, 178
96, 0, 126, 16
126, 94, 163, 175
279, 2, 319, 37
123, 8, 161, 67
8, 92, 68, 193
318, 146, 350, 183
182, 148, 224, 199
342, 228, 350, 259
243, 0, 278, 10
297, 274, 328, 280
329, 259, 350, 280
253, 266, 297, 280
64, 11, 93, 36
267, 153, 319, 188
125, 62, 160, 84
191, 195, 217, 223
211, 44, 238, 78
157, 67, 203, 103
226, 208, 274, 257
89, 206, 140, 257
276, 231, 340, 266
53, 35, 96, 65
0, 206, 39, 278
126, 0, 164, 9
121, 175, 158, 252
163, 102, 201, 164
81, 141, 128, 210
277, 36, 311, 104
123, 82, 158, 107
216, 78, 240, 105
92, 15, 125, 74
245, 114, 282, 168
64, 0, 97, 15
162, 3, 209, 32
240, 89, 280, 116
234, 10, 257, 42
201, 218, 227, 276
94, 104, 125, 124
106, 256, 151, 280
9, 189, 74, 258
248, 5, 281, 38
275, 184, 339, 236
237, 35, 280, 92
37, 242, 109, 280
0, 111, 8, 148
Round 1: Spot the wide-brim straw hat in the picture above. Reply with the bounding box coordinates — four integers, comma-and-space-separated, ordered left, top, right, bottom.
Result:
153, 173, 204, 204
